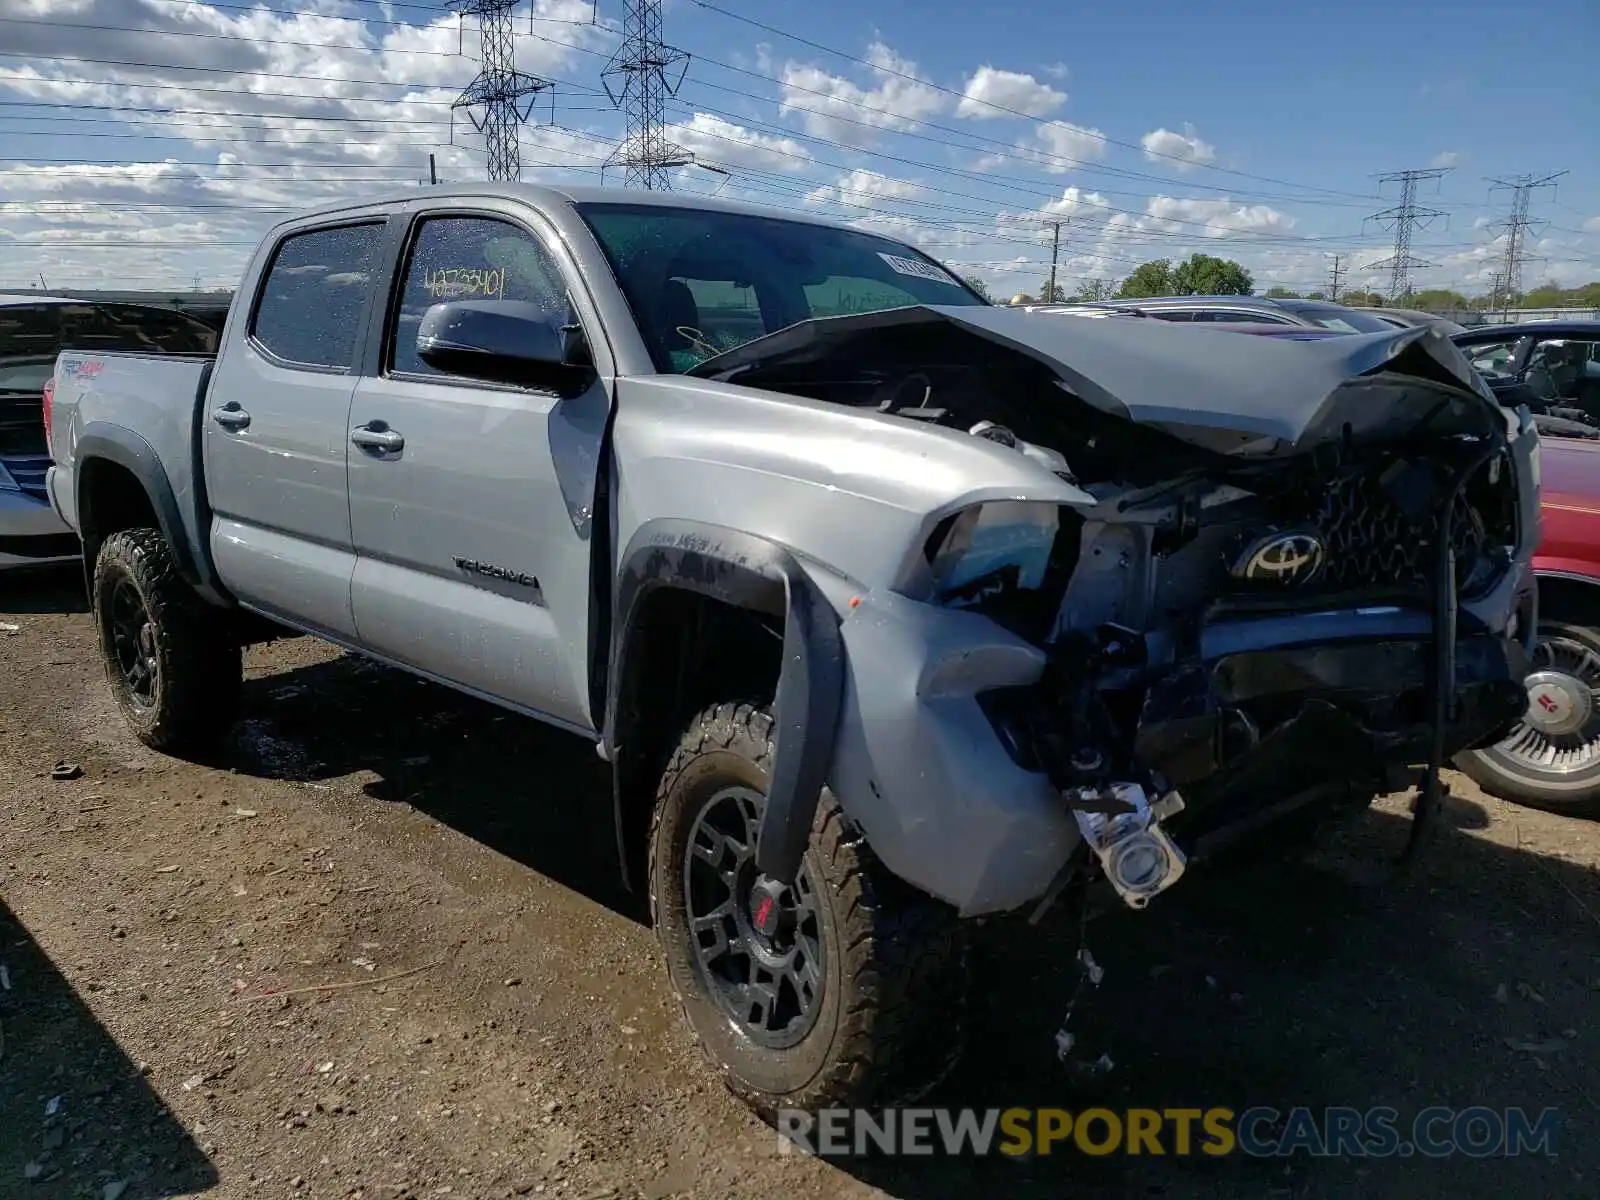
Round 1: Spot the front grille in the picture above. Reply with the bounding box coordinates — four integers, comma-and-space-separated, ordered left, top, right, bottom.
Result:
1313, 457, 1514, 595
1, 453, 51, 500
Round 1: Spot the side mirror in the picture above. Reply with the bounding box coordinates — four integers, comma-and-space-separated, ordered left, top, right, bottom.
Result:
416, 300, 594, 395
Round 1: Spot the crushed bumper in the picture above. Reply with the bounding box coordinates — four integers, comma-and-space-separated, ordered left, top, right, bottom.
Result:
827, 584, 1533, 918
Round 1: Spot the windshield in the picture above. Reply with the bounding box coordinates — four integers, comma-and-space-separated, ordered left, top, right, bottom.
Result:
1277, 301, 1397, 334
576, 203, 988, 373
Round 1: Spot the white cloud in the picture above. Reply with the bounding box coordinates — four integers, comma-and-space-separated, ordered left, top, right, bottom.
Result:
1023, 121, 1109, 172
1141, 195, 1293, 237
1038, 186, 1111, 219
1583, 215, 1600, 234
1043, 63, 1069, 81
1140, 125, 1217, 171
668, 113, 812, 173
803, 169, 924, 210
1430, 150, 1460, 168
955, 67, 1065, 120
0, 0, 616, 287
779, 42, 945, 146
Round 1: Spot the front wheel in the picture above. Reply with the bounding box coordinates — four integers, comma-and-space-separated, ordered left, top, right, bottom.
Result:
92, 528, 242, 755
1455, 620, 1600, 818
649, 702, 968, 1120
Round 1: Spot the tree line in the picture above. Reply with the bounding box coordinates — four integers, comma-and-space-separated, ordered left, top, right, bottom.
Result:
966, 252, 1600, 312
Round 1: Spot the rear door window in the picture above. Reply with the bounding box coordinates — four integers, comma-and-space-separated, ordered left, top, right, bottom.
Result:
251, 223, 384, 371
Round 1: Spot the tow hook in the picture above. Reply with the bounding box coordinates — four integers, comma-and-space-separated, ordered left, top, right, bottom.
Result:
1069, 782, 1187, 909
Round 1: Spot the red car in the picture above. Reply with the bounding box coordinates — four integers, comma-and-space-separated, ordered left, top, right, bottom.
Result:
1456, 434, 1600, 815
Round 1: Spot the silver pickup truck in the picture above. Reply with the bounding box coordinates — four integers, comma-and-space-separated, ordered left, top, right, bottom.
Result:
46, 184, 1539, 1119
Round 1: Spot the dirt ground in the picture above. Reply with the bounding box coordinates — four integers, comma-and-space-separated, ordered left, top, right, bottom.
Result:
2, 565, 1596, 1200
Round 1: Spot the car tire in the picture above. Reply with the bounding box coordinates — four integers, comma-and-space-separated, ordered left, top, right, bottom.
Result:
649, 701, 968, 1121
92, 527, 242, 755
1455, 620, 1600, 818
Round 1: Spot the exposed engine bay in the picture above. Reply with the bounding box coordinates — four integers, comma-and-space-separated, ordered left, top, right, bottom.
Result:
695, 307, 1537, 909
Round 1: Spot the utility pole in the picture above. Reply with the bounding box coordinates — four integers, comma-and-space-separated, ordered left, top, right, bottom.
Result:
1487, 171, 1567, 320
449, 0, 552, 183
1364, 168, 1450, 303
1326, 253, 1345, 303
1486, 270, 1508, 321
1046, 220, 1064, 302
601, 0, 693, 189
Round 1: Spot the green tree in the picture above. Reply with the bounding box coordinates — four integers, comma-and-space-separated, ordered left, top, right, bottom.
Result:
1073, 278, 1117, 301
962, 275, 992, 301
1264, 286, 1302, 299
1039, 280, 1068, 303
1408, 288, 1470, 312
1171, 253, 1254, 296
1117, 259, 1175, 298
1339, 289, 1384, 307
1305, 291, 1326, 300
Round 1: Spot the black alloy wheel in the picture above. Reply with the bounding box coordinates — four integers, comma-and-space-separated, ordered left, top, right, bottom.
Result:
682, 784, 825, 1049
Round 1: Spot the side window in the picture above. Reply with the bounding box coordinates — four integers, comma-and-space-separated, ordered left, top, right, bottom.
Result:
1464, 339, 1520, 377
805, 275, 921, 320
1525, 338, 1600, 403
1148, 310, 1192, 322
390, 215, 571, 379
251, 223, 383, 370
1216, 311, 1288, 325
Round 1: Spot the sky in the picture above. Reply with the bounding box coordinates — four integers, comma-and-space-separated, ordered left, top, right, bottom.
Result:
1, 0, 1597, 300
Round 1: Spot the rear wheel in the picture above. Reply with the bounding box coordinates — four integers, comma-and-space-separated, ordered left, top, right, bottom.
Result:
649, 702, 968, 1120
1456, 620, 1600, 818
92, 528, 241, 755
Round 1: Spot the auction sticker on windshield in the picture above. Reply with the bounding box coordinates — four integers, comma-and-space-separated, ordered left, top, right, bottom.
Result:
877, 252, 960, 286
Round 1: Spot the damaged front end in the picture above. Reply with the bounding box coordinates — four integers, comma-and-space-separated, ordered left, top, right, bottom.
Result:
695, 309, 1539, 915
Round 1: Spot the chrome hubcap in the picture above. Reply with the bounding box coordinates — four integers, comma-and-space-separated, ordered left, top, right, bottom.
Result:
1495, 632, 1600, 775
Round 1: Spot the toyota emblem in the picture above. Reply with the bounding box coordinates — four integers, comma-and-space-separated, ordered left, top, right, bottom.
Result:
1233, 531, 1325, 586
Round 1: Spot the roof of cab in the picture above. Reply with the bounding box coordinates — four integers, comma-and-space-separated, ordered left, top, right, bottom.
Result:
270, 181, 858, 232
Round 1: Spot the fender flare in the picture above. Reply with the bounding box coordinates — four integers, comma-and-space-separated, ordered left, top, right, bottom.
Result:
73, 425, 209, 593
605, 518, 845, 886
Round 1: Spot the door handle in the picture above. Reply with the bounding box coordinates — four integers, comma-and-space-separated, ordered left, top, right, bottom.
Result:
211, 403, 251, 431
350, 422, 404, 453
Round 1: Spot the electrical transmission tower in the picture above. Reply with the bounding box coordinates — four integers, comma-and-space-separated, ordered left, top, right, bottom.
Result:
1364, 168, 1450, 302
601, 0, 693, 188
1487, 171, 1567, 316
449, 0, 552, 183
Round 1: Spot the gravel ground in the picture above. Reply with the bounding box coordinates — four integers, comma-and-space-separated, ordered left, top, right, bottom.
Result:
2, 564, 1597, 1200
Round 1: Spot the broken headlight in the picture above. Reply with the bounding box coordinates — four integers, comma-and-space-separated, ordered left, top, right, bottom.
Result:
925, 500, 1061, 603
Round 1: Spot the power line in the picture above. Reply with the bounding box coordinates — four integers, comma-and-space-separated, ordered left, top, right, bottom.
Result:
601, 0, 693, 188
1364, 168, 1450, 301
448, 0, 553, 182
682, 0, 1374, 201
0, 14, 475, 59
1486, 171, 1568, 316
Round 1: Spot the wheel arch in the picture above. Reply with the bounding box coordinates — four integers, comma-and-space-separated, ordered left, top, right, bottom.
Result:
1533, 570, 1600, 630
605, 519, 846, 894
74, 425, 209, 598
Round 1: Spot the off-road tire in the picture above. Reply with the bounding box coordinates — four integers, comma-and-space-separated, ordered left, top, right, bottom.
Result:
649, 702, 969, 1121
92, 527, 242, 755
1456, 620, 1600, 819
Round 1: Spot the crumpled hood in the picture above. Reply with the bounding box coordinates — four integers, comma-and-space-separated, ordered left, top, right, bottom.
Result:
690, 304, 1508, 455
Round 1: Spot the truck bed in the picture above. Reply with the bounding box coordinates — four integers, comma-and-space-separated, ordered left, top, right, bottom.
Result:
48, 350, 216, 552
